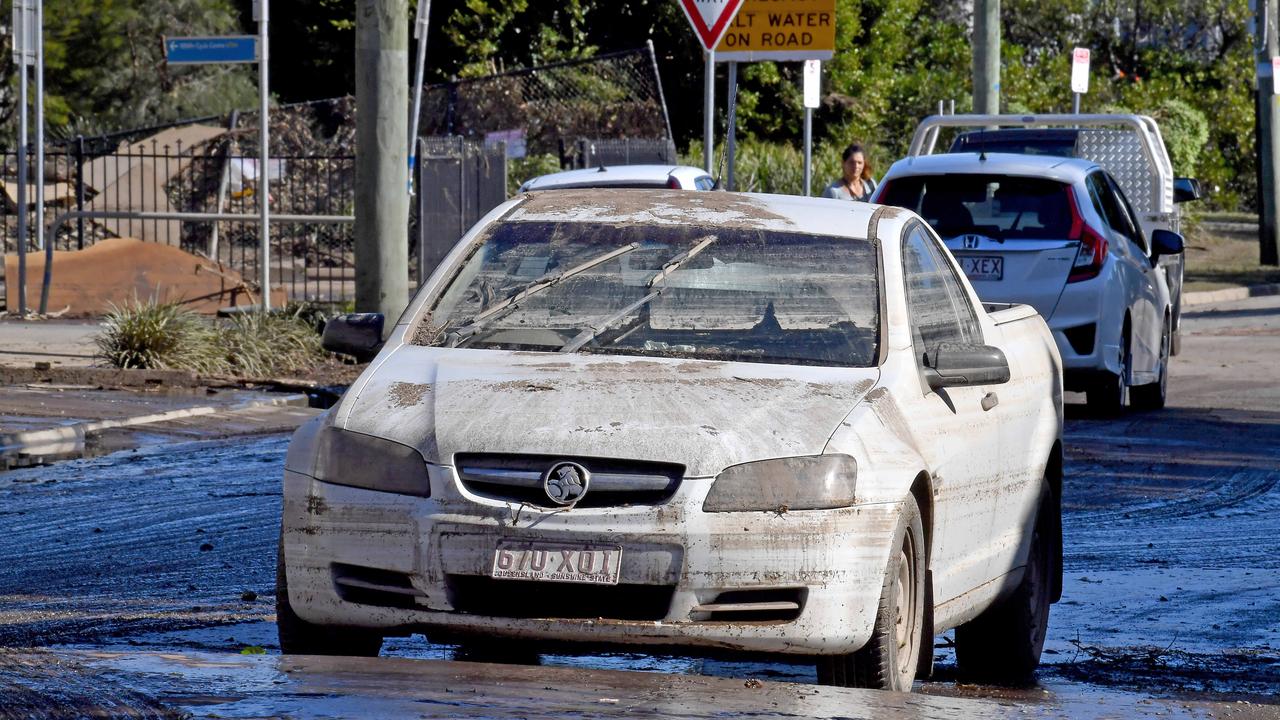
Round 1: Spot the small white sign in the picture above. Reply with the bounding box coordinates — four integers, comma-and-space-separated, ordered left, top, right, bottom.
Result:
10, 0, 36, 67
1071, 47, 1091, 94
803, 60, 821, 109
1272, 57, 1280, 95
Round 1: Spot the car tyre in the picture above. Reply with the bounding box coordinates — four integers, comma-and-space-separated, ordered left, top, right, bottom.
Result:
816, 494, 925, 692
1131, 316, 1170, 411
1086, 322, 1130, 415
277, 533, 383, 657
954, 490, 1053, 685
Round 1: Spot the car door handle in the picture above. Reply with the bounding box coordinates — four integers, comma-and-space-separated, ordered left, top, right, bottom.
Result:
981, 392, 999, 411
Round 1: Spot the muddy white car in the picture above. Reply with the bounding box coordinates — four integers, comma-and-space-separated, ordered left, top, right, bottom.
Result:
279, 190, 1065, 691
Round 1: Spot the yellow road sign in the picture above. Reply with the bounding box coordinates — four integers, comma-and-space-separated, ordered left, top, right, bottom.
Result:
714, 0, 836, 62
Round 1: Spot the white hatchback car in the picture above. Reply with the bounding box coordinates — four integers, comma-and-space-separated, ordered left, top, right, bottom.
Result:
281, 190, 1064, 691
875, 153, 1185, 412
518, 164, 715, 192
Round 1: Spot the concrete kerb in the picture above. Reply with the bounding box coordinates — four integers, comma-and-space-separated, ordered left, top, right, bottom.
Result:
0, 393, 309, 455
1182, 282, 1280, 307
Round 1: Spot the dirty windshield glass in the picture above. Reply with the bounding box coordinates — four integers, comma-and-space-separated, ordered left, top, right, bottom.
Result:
416, 221, 880, 367
881, 175, 1074, 241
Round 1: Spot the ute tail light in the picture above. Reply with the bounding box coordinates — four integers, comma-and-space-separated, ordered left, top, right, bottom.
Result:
666, 175, 682, 189
1065, 186, 1108, 283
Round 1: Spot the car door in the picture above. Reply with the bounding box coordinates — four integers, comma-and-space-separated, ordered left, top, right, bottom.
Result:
1094, 172, 1162, 377
899, 222, 1006, 603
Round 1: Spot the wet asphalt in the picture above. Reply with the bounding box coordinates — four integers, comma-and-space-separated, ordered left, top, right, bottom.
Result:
0, 295, 1277, 718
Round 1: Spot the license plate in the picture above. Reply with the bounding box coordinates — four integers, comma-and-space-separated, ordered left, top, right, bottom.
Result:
961, 255, 1003, 281
491, 542, 622, 585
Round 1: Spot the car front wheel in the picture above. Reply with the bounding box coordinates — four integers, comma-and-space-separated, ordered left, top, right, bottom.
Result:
817, 494, 925, 692
277, 533, 383, 657
954, 489, 1054, 684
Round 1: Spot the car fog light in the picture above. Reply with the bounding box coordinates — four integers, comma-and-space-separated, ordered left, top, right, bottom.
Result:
702, 455, 857, 512
314, 427, 431, 498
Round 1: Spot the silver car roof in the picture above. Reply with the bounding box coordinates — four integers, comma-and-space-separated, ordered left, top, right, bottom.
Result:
882, 152, 1098, 185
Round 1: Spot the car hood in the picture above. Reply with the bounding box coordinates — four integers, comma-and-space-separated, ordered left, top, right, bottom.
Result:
336, 346, 879, 478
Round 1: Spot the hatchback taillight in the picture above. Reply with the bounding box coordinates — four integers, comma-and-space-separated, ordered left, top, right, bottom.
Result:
666, 175, 682, 189
1065, 186, 1108, 283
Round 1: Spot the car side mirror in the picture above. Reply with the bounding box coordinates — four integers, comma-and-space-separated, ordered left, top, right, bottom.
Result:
322, 313, 385, 362
923, 343, 1011, 390
1173, 177, 1204, 203
1150, 229, 1185, 264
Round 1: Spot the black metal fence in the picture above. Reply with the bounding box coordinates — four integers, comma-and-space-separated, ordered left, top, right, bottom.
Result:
2, 139, 357, 305
418, 44, 672, 162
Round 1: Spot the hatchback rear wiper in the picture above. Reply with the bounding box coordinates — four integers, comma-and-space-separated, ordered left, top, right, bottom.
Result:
560, 235, 718, 353
446, 242, 640, 346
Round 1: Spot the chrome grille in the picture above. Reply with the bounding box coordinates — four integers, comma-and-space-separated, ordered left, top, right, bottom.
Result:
454, 453, 682, 508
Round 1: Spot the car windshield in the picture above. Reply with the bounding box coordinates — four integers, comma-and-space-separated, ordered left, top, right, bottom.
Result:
881, 174, 1074, 241
415, 221, 880, 367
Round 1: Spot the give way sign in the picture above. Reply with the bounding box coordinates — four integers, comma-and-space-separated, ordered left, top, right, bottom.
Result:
676, 0, 745, 51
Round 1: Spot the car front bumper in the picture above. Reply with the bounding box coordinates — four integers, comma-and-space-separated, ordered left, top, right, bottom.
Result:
281, 468, 902, 656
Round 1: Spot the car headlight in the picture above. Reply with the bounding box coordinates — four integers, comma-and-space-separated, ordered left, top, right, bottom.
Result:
702, 455, 857, 513
313, 427, 431, 498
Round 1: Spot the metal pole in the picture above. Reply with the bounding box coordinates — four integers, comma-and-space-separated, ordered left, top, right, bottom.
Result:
803, 108, 813, 197
1258, 0, 1280, 265
726, 61, 737, 191
703, 50, 715, 173
34, 0, 43, 252
210, 110, 239, 260
74, 135, 85, 250
259, 0, 272, 310
407, 0, 431, 195
973, 0, 1000, 115
1073, 92, 1081, 114
16, 34, 29, 316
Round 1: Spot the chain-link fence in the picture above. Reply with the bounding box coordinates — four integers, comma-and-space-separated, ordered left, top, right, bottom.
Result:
418, 44, 672, 165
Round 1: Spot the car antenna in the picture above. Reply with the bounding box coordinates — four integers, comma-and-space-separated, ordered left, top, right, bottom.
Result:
713, 76, 741, 190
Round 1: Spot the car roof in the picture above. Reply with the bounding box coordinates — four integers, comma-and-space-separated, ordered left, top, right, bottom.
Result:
882, 152, 1097, 184
511, 188, 886, 241
519, 164, 708, 191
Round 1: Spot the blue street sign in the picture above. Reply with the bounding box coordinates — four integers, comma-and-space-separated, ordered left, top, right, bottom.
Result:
164, 36, 258, 65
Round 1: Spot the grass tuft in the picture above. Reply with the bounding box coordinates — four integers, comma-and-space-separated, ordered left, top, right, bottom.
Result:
95, 299, 326, 377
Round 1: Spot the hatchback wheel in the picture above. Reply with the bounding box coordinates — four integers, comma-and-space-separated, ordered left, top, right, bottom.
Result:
1131, 317, 1170, 411
1086, 323, 1130, 415
817, 495, 924, 692
277, 533, 383, 657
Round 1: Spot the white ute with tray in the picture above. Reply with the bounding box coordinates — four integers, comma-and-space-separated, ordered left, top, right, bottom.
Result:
279, 190, 1064, 692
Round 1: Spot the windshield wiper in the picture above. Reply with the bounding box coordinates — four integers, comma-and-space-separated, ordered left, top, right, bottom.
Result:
560, 235, 718, 353
445, 242, 640, 346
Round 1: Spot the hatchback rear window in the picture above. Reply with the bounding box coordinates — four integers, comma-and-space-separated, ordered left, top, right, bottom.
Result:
880, 175, 1074, 241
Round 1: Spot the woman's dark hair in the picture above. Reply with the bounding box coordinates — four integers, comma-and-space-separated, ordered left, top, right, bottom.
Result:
841, 142, 873, 180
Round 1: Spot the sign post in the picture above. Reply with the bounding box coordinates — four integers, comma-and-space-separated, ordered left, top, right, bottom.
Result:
676, 0, 745, 174
12, 0, 35, 315
164, 26, 270, 309
1071, 47, 1090, 114
802, 59, 820, 196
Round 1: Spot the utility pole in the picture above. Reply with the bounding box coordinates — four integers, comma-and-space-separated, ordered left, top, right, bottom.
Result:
355, 0, 410, 323
972, 0, 1000, 115
1256, 0, 1280, 265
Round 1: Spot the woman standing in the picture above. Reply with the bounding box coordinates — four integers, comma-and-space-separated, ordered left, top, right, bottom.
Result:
822, 143, 877, 201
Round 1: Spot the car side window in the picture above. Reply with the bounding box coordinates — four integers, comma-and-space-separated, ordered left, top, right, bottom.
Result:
1092, 172, 1146, 254
1104, 174, 1149, 254
902, 223, 981, 365
695, 176, 715, 191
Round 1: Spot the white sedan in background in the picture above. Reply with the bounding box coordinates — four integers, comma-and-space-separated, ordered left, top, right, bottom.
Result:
518, 164, 715, 191
281, 190, 1064, 692
876, 153, 1185, 412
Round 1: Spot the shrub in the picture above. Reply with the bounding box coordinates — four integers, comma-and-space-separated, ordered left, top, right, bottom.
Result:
95, 299, 327, 377
95, 300, 226, 373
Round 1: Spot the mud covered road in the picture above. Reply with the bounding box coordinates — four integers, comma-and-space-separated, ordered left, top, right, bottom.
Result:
0, 295, 1278, 718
